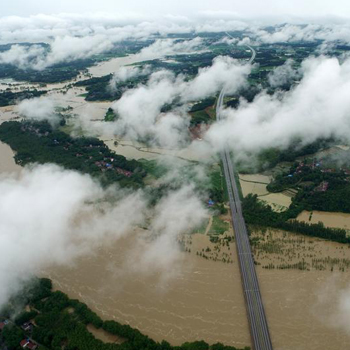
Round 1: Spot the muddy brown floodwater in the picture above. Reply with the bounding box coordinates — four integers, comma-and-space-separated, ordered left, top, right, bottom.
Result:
252, 229, 350, 350
0, 142, 21, 175
88, 54, 159, 77
102, 137, 211, 162
297, 210, 350, 231
258, 268, 350, 350
42, 231, 250, 348
42, 224, 350, 350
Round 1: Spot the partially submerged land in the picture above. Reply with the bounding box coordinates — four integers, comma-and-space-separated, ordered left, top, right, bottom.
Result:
2, 31, 350, 350
0, 278, 249, 350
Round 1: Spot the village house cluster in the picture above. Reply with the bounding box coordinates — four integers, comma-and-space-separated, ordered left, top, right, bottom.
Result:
0, 319, 38, 350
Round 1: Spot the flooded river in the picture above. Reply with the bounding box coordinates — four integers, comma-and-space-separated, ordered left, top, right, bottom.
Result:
42, 231, 250, 348
88, 54, 154, 77
41, 225, 350, 350
259, 268, 350, 350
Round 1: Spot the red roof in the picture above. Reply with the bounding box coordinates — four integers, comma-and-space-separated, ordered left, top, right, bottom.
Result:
20, 339, 29, 347
27, 342, 38, 350
20, 339, 37, 349
0, 322, 5, 330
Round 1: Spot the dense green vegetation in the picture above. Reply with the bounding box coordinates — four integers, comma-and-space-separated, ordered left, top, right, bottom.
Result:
0, 41, 153, 84
138, 159, 169, 179
209, 216, 230, 235
208, 164, 228, 205
75, 74, 149, 102
190, 98, 216, 113
0, 89, 46, 106
237, 139, 335, 173
190, 110, 212, 126
242, 194, 350, 244
0, 59, 95, 84
0, 121, 146, 188
0, 278, 249, 350
75, 75, 119, 101
265, 156, 350, 213
104, 108, 118, 122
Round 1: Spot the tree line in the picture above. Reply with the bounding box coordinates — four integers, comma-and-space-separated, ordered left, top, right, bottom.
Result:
242, 194, 350, 244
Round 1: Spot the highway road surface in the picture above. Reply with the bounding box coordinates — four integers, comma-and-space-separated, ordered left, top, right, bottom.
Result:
216, 40, 273, 350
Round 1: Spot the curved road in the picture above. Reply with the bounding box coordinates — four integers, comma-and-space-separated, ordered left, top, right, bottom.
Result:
217, 38, 273, 350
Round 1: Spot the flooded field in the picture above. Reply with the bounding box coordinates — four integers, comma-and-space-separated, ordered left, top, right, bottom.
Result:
42, 230, 251, 348
251, 228, 350, 350
258, 268, 350, 350
0, 142, 21, 175
239, 174, 292, 212
297, 210, 350, 231
2, 49, 350, 350
41, 221, 350, 350
0, 105, 19, 124
103, 137, 210, 162
88, 54, 152, 77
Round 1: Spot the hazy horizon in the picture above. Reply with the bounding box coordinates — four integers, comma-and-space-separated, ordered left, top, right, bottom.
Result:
2, 0, 350, 20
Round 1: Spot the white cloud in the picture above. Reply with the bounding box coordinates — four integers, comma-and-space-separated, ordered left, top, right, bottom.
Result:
130, 185, 208, 275
314, 276, 350, 335
109, 65, 152, 91
0, 162, 208, 308
4, 0, 350, 19
108, 56, 251, 147
0, 35, 115, 70
253, 23, 350, 44
0, 44, 46, 69
3, 13, 350, 71
18, 97, 58, 125
0, 164, 146, 308
137, 37, 204, 60
185, 55, 251, 99
268, 59, 300, 87
205, 55, 350, 160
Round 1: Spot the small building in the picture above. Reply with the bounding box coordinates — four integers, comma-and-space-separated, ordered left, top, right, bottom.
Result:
0, 320, 9, 332
20, 339, 38, 350
21, 322, 34, 332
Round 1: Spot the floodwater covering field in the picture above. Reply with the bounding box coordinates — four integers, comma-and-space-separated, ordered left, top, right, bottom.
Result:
88, 54, 154, 77
253, 229, 350, 350
239, 173, 292, 212
0, 141, 21, 175
297, 210, 350, 232
259, 268, 350, 350
2, 53, 350, 350
102, 137, 209, 162
0, 53, 162, 135
40, 225, 350, 350
42, 231, 251, 348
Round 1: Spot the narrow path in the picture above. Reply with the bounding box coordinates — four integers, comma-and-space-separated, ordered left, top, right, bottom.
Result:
204, 216, 213, 235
